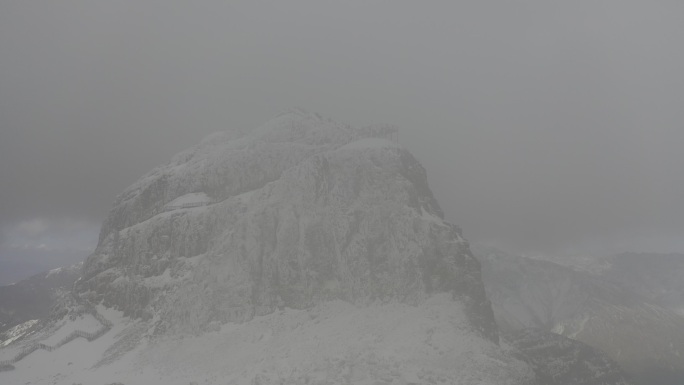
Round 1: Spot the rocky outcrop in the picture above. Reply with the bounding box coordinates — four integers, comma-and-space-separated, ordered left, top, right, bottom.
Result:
509, 329, 633, 385
76, 110, 497, 342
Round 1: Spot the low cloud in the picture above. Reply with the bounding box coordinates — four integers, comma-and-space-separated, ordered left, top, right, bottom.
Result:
2, 217, 99, 252
1, 1, 683, 275
0, 218, 99, 283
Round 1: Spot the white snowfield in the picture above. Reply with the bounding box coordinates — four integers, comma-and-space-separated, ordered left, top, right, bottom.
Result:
40, 314, 101, 346
0, 300, 113, 366
1, 294, 533, 385
163, 192, 213, 211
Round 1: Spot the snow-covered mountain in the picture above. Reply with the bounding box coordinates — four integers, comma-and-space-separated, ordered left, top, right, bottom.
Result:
1, 111, 547, 384
76, 110, 497, 341
476, 245, 684, 385
0, 263, 81, 336
1, 111, 647, 384
599, 252, 684, 316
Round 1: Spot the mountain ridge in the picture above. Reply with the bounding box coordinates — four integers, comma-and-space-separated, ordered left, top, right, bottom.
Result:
475, 245, 684, 385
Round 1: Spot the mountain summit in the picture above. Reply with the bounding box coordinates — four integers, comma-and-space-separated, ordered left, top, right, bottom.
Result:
3, 111, 535, 383
10, 111, 637, 383
76, 110, 498, 340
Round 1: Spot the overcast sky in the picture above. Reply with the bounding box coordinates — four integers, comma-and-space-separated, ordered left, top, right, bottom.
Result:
2, 1, 684, 284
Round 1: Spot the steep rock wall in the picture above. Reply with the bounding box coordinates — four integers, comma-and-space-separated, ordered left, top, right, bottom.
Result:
77, 111, 496, 341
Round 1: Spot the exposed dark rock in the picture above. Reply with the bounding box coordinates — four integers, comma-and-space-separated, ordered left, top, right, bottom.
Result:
509, 328, 633, 385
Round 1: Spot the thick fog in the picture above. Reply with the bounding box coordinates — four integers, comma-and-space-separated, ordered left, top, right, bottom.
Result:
2, 1, 684, 283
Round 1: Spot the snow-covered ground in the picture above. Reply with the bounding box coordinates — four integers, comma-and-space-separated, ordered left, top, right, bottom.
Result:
41, 314, 101, 346
164, 192, 213, 210
0, 295, 533, 385
0, 319, 39, 348
0, 307, 136, 383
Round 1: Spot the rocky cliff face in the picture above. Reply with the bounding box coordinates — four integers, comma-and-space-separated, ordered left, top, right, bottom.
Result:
76, 110, 497, 341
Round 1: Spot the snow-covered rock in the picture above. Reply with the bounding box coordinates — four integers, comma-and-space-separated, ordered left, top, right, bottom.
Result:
76, 110, 497, 343
0, 110, 544, 383
3, 111, 643, 384
0, 319, 39, 348
599, 252, 684, 315
0, 262, 81, 335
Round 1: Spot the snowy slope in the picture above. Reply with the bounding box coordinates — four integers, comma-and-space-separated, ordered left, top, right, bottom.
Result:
0, 319, 39, 348
0, 295, 535, 385
0, 262, 81, 335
